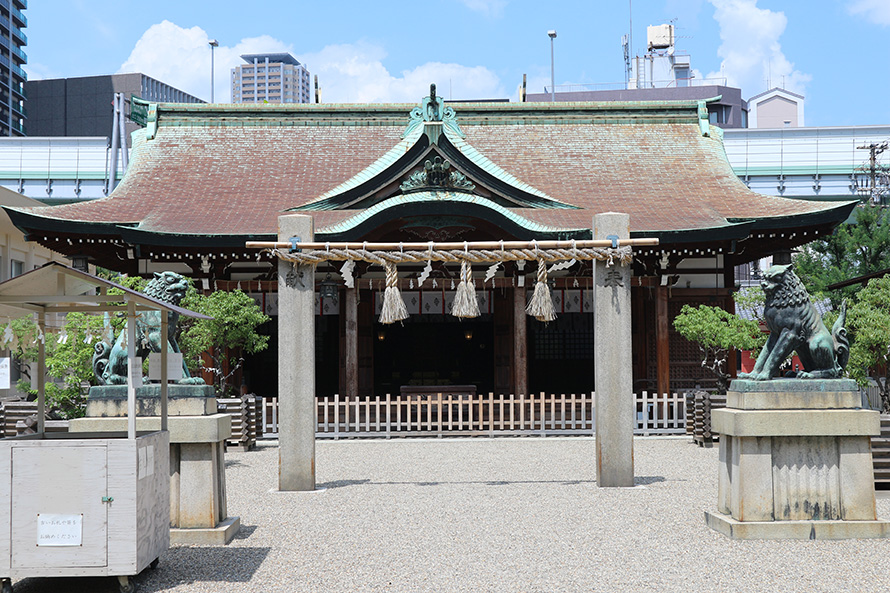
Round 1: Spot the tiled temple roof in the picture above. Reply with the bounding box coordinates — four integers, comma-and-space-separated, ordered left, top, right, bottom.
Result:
5, 98, 855, 248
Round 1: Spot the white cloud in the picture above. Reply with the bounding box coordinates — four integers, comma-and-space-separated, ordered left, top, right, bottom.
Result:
458, 0, 507, 18
119, 21, 291, 101
848, 0, 890, 25
705, 0, 810, 98
24, 61, 63, 81
300, 42, 505, 103
120, 22, 505, 104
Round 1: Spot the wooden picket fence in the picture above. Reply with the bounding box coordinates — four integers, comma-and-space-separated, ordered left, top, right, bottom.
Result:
260, 391, 688, 439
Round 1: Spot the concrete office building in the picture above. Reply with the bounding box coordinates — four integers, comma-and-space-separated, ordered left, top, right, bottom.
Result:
25, 73, 203, 139
231, 53, 310, 104
0, 0, 27, 137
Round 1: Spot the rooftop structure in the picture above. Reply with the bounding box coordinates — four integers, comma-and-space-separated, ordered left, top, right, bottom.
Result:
747, 87, 805, 129
526, 23, 747, 128
0, 136, 121, 202
723, 125, 889, 202
24, 73, 204, 139
231, 53, 310, 104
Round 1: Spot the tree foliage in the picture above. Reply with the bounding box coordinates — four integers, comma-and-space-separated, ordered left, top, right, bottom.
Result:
10, 313, 109, 419
6, 270, 270, 414
179, 289, 270, 396
672, 304, 766, 393
844, 275, 890, 412
795, 205, 890, 307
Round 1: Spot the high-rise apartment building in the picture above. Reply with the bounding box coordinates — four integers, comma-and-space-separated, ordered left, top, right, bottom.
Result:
0, 0, 26, 136
231, 53, 310, 104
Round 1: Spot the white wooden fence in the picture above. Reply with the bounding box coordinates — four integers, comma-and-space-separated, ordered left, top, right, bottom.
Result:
260, 391, 688, 439
862, 385, 884, 411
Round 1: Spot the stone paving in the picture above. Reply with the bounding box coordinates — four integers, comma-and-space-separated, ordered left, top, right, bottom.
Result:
10, 436, 890, 592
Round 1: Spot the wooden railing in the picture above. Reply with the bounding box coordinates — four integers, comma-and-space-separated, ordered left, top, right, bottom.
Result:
260, 391, 688, 438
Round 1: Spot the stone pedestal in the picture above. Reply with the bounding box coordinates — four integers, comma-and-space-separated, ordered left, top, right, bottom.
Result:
69, 385, 240, 545
86, 384, 218, 417
705, 379, 890, 539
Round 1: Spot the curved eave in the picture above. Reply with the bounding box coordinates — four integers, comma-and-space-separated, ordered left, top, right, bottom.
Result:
727, 200, 858, 231
442, 129, 555, 203
3, 206, 138, 238
307, 123, 426, 205
117, 227, 275, 247
2, 208, 277, 249
315, 192, 586, 241
295, 128, 572, 212
632, 221, 756, 245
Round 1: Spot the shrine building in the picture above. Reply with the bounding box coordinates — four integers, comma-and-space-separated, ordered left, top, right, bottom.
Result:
4, 88, 855, 399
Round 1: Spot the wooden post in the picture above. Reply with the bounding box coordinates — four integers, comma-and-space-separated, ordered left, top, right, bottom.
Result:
127, 300, 137, 440
278, 214, 316, 491
513, 284, 527, 396
594, 212, 634, 487
36, 312, 45, 435
344, 287, 358, 397
160, 311, 169, 432
656, 285, 670, 397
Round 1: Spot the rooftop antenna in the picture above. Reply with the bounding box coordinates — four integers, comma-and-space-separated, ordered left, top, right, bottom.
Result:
622, 35, 630, 87
625, 0, 634, 88
629, 0, 633, 60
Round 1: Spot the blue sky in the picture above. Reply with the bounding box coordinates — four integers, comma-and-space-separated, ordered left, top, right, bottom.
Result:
25, 0, 890, 126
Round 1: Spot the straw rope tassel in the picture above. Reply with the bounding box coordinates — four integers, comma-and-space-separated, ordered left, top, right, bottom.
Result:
379, 261, 409, 324
452, 260, 481, 318
526, 258, 556, 322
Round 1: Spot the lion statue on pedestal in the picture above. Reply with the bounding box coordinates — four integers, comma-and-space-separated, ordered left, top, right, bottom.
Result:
739, 263, 849, 381
92, 271, 204, 385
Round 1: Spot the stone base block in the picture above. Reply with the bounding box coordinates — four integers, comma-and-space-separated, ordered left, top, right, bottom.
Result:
170, 516, 240, 546
713, 408, 879, 437
705, 511, 890, 540
68, 414, 231, 443
87, 384, 216, 417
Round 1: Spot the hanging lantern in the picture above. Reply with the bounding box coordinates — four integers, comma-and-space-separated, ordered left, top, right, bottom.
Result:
319, 272, 339, 300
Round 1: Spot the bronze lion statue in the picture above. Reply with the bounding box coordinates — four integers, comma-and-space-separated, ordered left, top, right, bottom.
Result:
739, 263, 849, 381
92, 271, 204, 385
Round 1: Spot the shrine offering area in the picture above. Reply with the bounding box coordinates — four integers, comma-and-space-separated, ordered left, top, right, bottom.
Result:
12, 437, 890, 593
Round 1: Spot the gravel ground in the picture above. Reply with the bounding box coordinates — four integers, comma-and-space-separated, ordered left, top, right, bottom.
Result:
11, 436, 890, 593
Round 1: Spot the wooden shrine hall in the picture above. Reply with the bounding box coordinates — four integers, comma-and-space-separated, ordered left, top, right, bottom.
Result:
4, 88, 856, 398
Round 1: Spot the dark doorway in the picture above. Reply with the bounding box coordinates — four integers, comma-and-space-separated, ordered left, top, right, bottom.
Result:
374, 315, 494, 395
528, 314, 594, 395
242, 319, 276, 397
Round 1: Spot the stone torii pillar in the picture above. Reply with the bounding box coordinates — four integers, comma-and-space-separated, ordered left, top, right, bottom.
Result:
593, 212, 634, 487
278, 214, 316, 491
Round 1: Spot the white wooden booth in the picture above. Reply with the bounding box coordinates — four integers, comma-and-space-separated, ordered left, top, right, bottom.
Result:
0, 263, 209, 593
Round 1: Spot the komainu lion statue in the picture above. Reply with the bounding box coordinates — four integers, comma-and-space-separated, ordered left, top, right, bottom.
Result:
92, 271, 204, 385
739, 263, 849, 381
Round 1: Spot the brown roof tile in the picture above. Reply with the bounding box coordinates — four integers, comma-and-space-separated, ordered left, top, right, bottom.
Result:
12, 101, 849, 239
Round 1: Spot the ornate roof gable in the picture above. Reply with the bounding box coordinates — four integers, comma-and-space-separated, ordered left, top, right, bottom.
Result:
291, 84, 576, 213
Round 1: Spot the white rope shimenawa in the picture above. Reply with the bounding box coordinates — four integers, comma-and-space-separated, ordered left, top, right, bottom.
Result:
526, 257, 556, 322
263, 244, 634, 267
379, 261, 409, 324
251, 238, 651, 325
452, 260, 481, 318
